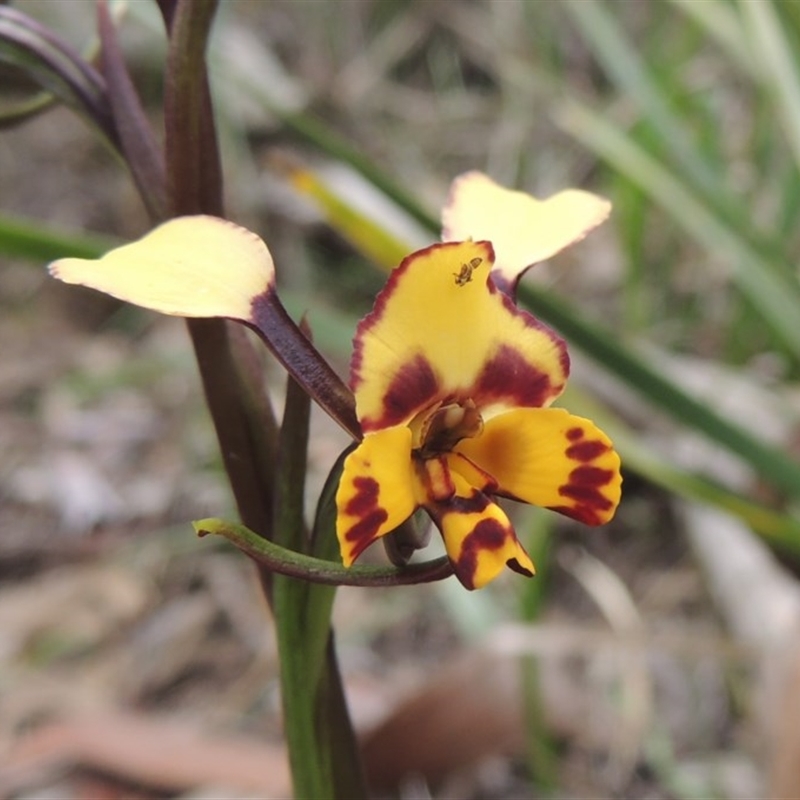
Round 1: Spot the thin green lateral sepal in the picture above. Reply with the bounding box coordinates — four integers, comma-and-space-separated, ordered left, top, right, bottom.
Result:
194, 518, 453, 587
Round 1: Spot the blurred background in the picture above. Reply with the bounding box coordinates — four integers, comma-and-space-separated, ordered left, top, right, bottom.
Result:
2, 1, 800, 797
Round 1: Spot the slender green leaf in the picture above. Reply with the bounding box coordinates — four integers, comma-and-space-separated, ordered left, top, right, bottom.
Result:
563, 0, 720, 196
0, 214, 117, 261
556, 97, 800, 358
273, 447, 365, 800
666, 0, 757, 78
273, 371, 312, 555
739, 0, 800, 174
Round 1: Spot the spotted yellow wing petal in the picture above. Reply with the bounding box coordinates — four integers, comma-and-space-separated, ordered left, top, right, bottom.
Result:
352, 241, 568, 432
49, 215, 275, 320
456, 407, 622, 525
336, 427, 418, 566
441, 171, 610, 293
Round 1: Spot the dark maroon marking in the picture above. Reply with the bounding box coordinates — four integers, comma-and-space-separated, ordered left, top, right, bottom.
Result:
361, 353, 440, 431
343, 476, 390, 560
569, 465, 614, 487
566, 439, 610, 462
508, 558, 535, 578
555, 465, 615, 517
385, 354, 438, 423
446, 489, 491, 516
566, 426, 584, 442
473, 344, 554, 409
548, 504, 605, 526
452, 517, 510, 590
345, 508, 388, 543
559, 483, 612, 509
344, 476, 380, 516
497, 291, 571, 378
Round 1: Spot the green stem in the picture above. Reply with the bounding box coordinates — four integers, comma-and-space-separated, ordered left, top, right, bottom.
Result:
270, 440, 363, 799
163, 0, 222, 216
161, 9, 371, 798
194, 518, 453, 587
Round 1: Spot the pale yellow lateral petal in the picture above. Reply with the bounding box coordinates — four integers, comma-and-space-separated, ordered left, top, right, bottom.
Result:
441, 171, 610, 288
336, 426, 417, 566
49, 215, 275, 320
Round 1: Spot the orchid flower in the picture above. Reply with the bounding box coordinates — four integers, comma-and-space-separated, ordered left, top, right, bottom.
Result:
335, 171, 619, 589
336, 238, 621, 590
48, 172, 621, 590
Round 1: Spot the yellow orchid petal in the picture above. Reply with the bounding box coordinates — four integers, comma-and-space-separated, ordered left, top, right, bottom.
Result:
425, 471, 535, 590
444, 451, 497, 494
49, 215, 275, 320
336, 426, 417, 566
413, 455, 457, 503
455, 408, 622, 525
441, 171, 610, 291
352, 240, 568, 432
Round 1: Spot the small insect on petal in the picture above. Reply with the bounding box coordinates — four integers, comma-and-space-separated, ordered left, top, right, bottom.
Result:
453, 257, 483, 287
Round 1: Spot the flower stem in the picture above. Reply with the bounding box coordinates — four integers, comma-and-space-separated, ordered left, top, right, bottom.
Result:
194, 518, 453, 587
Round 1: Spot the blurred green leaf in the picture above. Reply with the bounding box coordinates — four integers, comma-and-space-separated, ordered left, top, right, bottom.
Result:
556, 97, 800, 359
0, 214, 117, 262
740, 0, 800, 173
563, 0, 720, 196
666, 0, 757, 78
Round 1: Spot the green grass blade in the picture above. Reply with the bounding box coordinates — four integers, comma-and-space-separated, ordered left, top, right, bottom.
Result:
0, 214, 117, 261
740, 0, 800, 173
666, 0, 757, 78
563, 0, 720, 196
556, 97, 800, 358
